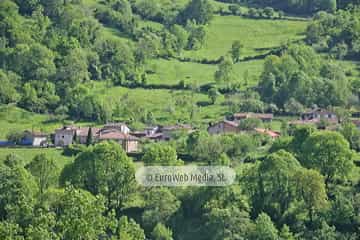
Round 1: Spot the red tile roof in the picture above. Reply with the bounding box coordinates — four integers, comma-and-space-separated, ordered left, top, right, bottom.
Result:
254, 128, 280, 138
223, 120, 239, 127
99, 129, 138, 141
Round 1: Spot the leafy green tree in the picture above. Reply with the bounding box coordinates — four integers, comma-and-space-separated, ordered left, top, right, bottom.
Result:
151, 223, 173, 240
0, 0, 33, 46
228, 4, 241, 15
290, 125, 315, 155
239, 98, 265, 113
294, 169, 328, 223
0, 221, 23, 240
269, 136, 293, 153
311, 221, 337, 240
186, 20, 207, 50
69, 16, 100, 47
284, 98, 304, 115
203, 186, 252, 240
279, 225, 295, 240
220, 134, 256, 160
301, 131, 353, 185
340, 121, 360, 151
134, 0, 162, 20
250, 213, 279, 240
244, 150, 301, 222
25, 209, 58, 240
86, 127, 93, 146
94, 37, 136, 85
25, 153, 59, 194
142, 188, 180, 230
10, 43, 56, 81
170, 24, 189, 53
30, 5, 51, 42
53, 186, 107, 240
40, 0, 65, 18
142, 143, 183, 166
56, 48, 89, 89
263, 7, 276, 18
118, 216, 145, 240
329, 191, 356, 231
238, 118, 262, 131
214, 56, 234, 85
330, 42, 348, 59
60, 141, 136, 210
230, 40, 243, 63
14, 0, 40, 15
0, 70, 20, 104
0, 161, 38, 226
258, 44, 350, 109
186, 130, 209, 153
207, 87, 220, 104
191, 135, 225, 164
177, 0, 214, 25
19, 81, 60, 113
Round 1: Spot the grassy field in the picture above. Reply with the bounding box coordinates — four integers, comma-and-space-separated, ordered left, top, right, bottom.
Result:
92, 82, 228, 124
181, 15, 308, 60
147, 58, 264, 86
0, 105, 63, 139
0, 148, 73, 168
145, 15, 308, 87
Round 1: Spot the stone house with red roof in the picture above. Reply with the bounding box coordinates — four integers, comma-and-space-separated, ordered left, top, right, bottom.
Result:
208, 120, 240, 134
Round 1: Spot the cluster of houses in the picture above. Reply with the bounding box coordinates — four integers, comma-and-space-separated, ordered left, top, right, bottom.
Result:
207, 112, 281, 138
5, 107, 360, 153
10, 123, 194, 153
207, 108, 360, 138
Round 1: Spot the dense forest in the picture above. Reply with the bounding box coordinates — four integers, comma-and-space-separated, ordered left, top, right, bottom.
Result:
1, 0, 360, 239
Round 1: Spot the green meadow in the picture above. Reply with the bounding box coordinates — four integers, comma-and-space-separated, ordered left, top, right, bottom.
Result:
0, 105, 62, 139
146, 58, 264, 86
0, 148, 73, 168
181, 15, 308, 60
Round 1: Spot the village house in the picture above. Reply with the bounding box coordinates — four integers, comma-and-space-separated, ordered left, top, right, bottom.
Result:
98, 128, 139, 152
301, 108, 338, 122
290, 108, 339, 126
208, 120, 239, 134
75, 127, 100, 145
22, 131, 48, 147
54, 126, 76, 147
232, 113, 274, 122
132, 126, 159, 138
254, 128, 280, 139
103, 123, 130, 134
